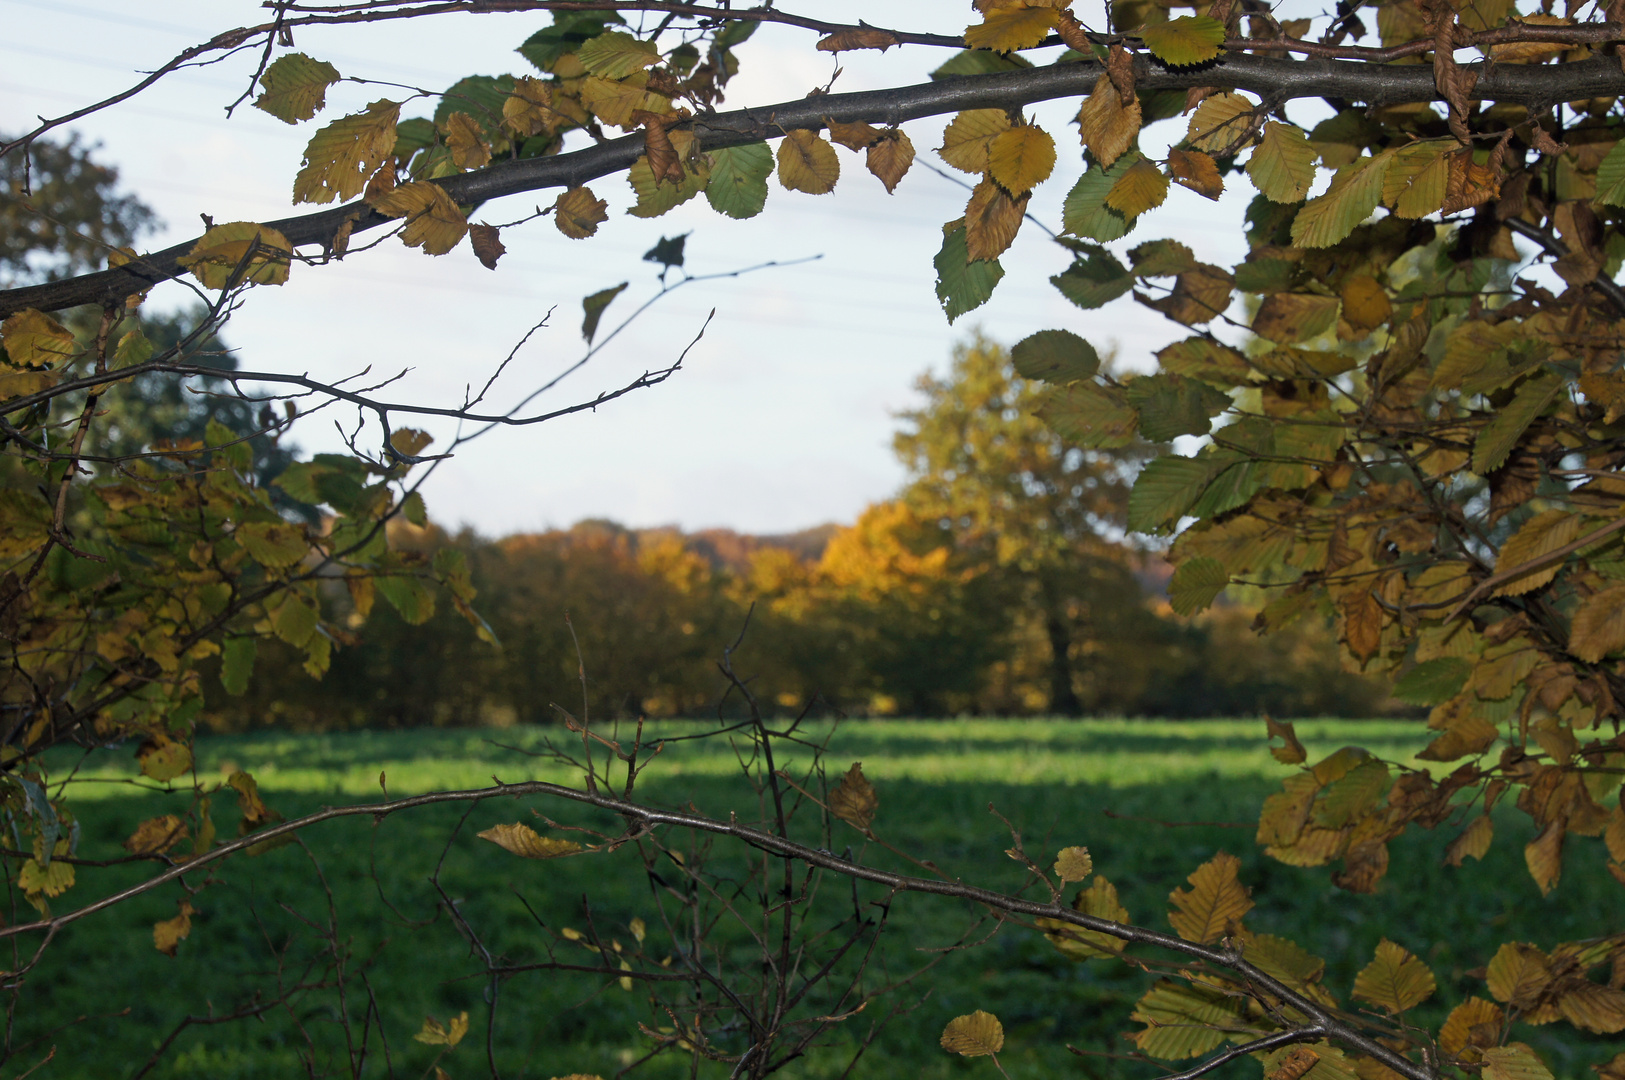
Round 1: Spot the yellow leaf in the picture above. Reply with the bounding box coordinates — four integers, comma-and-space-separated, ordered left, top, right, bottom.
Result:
478, 823, 586, 858
153, 900, 195, 956
1524, 821, 1564, 896
1040, 874, 1130, 959
1489, 14, 1572, 60
1053, 846, 1092, 883
1167, 148, 1223, 199
1569, 583, 1625, 663
1141, 15, 1226, 65
138, 736, 194, 782
1104, 159, 1169, 217
414, 1011, 470, 1047
1292, 154, 1393, 249
1337, 274, 1391, 333
939, 109, 1012, 174
125, 814, 189, 855
940, 1010, 1004, 1056
1439, 996, 1502, 1056
826, 118, 882, 150
1481, 1044, 1553, 1080
1492, 510, 1581, 597
1, 308, 76, 369
254, 53, 341, 124
1558, 981, 1625, 1033
1187, 92, 1257, 155
178, 222, 294, 290
373, 181, 469, 255
964, 177, 1028, 261
1445, 814, 1494, 866
1247, 121, 1317, 203
1075, 75, 1141, 170
630, 916, 646, 943
292, 99, 400, 204
1384, 139, 1451, 218
1486, 942, 1552, 1006
554, 186, 609, 238
777, 129, 839, 194
1167, 851, 1252, 943
503, 76, 559, 138
579, 73, 670, 129
236, 521, 310, 568
18, 856, 73, 899
966, 6, 1058, 51
987, 124, 1055, 195
828, 761, 878, 830
1352, 939, 1435, 1013
1265, 716, 1307, 764
0, 368, 58, 401
866, 131, 915, 193
442, 111, 492, 170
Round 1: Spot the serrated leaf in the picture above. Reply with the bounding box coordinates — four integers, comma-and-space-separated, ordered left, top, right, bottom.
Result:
966, 6, 1058, 51
940, 109, 1012, 173
1247, 122, 1317, 203
1168, 850, 1252, 943
934, 221, 1004, 321
1051, 244, 1134, 309
866, 131, 915, 193
828, 762, 878, 830
1105, 159, 1169, 217
237, 521, 309, 568
125, 815, 188, 856
1598, 140, 1625, 207
1, 309, 76, 368
1472, 370, 1563, 474
292, 99, 400, 204
441, 111, 491, 170
1053, 846, 1093, 883
1353, 939, 1435, 1013
705, 142, 773, 217
375, 574, 436, 625
628, 146, 708, 217
1063, 152, 1140, 241
988, 124, 1056, 194
582, 282, 628, 343
18, 857, 74, 899
254, 53, 341, 124
1125, 374, 1230, 440
271, 595, 318, 648
1187, 92, 1256, 155
1492, 510, 1581, 596
478, 823, 585, 858
152, 900, 193, 956
580, 72, 671, 130
1291, 154, 1392, 248
1075, 74, 1142, 170
1128, 455, 1219, 531
577, 31, 659, 78
1252, 292, 1341, 345
940, 1011, 1004, 1056
964, 177, 1028, 261
1169, 556, 1228, 615
502, 76, 559, 137
1393, 657, 1470, 706
178, 223, 294, 289
1157, 337, 1251, 385
1038, 381, 1138, 448
1042, 874, 1131, 958
1141, 15, 1226, 65
1482, 1045, 1553, 1080
1167, 148, 1223, 199
1339, 274, 1391, 332
1570, 583, 1625, 663
414, 1011, 471, 1047
1012, 329, 1098, 384
372, 181, 468, 255
1131, 980, 1247, 1059
777, 129, 839, 194
554, 185, 609, 238
1385, 139, 1452, 217
221, 636, 256, 696
932, 48, 1034, 78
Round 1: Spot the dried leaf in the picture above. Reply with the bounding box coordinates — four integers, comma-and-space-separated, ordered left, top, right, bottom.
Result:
817, 27, 899, 52
1186, 92, 1257, 156
153, 900, 195, 957
1167, 148, 1223, 199
1353, 939, 1436, 1013
940, 1010, 1004, 1056
828, 762, 878, 830
777, 129, 839, 194
414, 1011, 470, 1047
1, 309, 76, 369
469, 223, 505, 269
866, 131, 915, 193
292, 99, 400, 205
373, 181, 468, 255
442, 111, 491, 170
1266, 716, 1307, 764
125, 815, 189, 856
477, 822, 586, 858
1168, 851, 1252, 943
555, 186, 610, 239
826, 118, 882, 151
1053, 846, 1093, 883
964, 177, 1028, 261
1076, 75, 1141, 170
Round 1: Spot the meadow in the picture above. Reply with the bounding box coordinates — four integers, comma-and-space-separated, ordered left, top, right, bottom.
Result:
25, 720, 1623, 1079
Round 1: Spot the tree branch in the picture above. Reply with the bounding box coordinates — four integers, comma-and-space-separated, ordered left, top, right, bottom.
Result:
7, 54, 1625, 319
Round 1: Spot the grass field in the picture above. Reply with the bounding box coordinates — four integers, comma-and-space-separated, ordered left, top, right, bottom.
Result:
22, 720, 1624, 1079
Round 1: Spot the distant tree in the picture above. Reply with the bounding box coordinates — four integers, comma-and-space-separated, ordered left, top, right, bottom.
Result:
893, 334, 1154, 714
0, 132, 156, 287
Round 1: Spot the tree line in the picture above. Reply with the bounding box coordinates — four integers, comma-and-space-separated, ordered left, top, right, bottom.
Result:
217, 337, 1391, 729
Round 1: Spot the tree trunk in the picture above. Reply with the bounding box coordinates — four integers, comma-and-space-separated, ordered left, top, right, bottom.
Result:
1042, 581, 1082, 717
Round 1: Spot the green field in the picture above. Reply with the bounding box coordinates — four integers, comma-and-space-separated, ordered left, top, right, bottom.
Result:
22, 720, 1623, 1078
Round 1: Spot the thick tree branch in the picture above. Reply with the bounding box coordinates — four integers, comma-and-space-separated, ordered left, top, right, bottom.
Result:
0, 777, 1434, 1080
7, 54, 1625, 319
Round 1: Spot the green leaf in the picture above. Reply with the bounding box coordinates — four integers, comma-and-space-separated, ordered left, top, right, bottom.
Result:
1128, 456, 1220, 532
1129, 239, 1195, 278
1012, 330, 1099, 384
1246, 122, 1316, 203
628, 153, 709, 217
1291, 153, 1392, 248
705, 143, 773, 219
1062, 152, 1140, 242
1139, 16, 1227, 66
1233, 256, 1296, 294
220, 636, 257, 696
1169, 556, 1228, 615
113, 327, 153, 368
1131, 980, 1249, 1059
582, 282, 629, 344
271, 596, 319, 647
236, 521, 309, 568
930, 49, 1033, 79
375, 574, 436, 625
433, 75, 516, 134
1157, 337, 1251, 386
254, 53, 341, 124
1393, 657, 1470, 706
517, 12, 625, 73
934, 222, 1004, 322
1472, 370, 1563, 474
577, 31, 660, 79
401, 491, 427, 526
1385, 139, 1451, 218
1038, 382, 1138, 449
1125, 374, 1231, 440
1050, 244, 1135, 309
1313, 759, 1391, 827
1187, 455, 1264, 518
1598, 140, 1625, 207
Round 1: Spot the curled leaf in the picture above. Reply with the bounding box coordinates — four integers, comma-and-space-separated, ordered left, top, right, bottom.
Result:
828, 762, 878, 830
478, 822, 586, 858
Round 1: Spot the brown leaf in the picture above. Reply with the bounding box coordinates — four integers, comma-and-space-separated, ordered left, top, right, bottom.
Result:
1106, 42, 1136, 102
1075, 75, 1141, 169
1168, 851, 1253, 943
633, 111, 684, 185
940, 1011, 1004, 1056
1265, 716, 1307, 764
1054, 7, 1092, 52
1339, 274, 1392, 333
1340, 588, 1383, 663
816, 27, 900, 52
828, 762, 878, 830
866, 130, 915, 193
469, 223, 505, 270
477, 822, 586, 858
1167, 148, 1223, 199
964, 177, 1028, 261
1524, 821, 1565, 896
1269, 1046, 1320, 1080
826, 117, 882, 151
554, 185, 609, 239
125, 815, 189, 856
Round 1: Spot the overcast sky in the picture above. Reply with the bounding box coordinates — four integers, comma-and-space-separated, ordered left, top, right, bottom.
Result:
3, 0, 1278, 536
